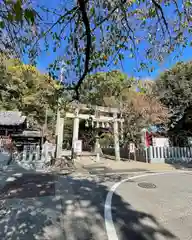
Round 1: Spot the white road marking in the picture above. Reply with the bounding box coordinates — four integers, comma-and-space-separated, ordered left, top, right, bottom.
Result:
104, 170, 190, 240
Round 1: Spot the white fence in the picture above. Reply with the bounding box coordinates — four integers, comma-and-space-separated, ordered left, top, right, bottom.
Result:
101, 145, 192, 164
147, 146, 192, 163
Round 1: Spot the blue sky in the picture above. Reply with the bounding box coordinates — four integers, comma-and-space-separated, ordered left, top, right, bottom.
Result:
35, 0, 192, 80
37, 42, 192, 80
122, 46, 192, 79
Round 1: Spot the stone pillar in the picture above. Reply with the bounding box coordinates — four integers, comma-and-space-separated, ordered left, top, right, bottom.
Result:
113, 112, 120, 161
56, 117, 64, 158
55, 109, 60, 136
95, 136, 100, 162
120, 118, 124, 142
72, 108, 79, 147
55, 109, 60, 158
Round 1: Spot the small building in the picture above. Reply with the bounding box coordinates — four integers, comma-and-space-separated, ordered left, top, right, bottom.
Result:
141, 126, 169, 148
0, 111, 27, 136
0, 111, 44, 150
12, 130, 43, 151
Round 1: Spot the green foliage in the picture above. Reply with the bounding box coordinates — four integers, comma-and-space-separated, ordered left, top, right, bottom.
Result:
0, 0, 38, 58
80, 70, 134, 105
155, 61, 192, 128
0, 55, 61, 130
0, 54, 168, 145
0, 0, 192, 98
79, 70, 168, 144
32, 0, 192, 91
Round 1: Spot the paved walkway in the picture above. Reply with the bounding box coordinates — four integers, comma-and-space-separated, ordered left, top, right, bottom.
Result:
75, 156, 177, 175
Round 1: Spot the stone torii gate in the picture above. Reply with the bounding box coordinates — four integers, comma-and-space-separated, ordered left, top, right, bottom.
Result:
55, 104, 124, 161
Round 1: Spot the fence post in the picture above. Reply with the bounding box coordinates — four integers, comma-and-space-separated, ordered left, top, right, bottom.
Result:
22, 146, 27, 162
183, 147, 187, 162
190, 147, 192, 160
145, 148, 148, 163
35, 145, 40, 161
146, 146, 152, 163
174, 147, 178, 160
28, 148, 33, 163
157, 147, 160, 160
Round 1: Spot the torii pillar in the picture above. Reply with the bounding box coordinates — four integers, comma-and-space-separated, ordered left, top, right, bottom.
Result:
113, 112, 120, 161
72, 108, 80, 147
55, 110, 64, 158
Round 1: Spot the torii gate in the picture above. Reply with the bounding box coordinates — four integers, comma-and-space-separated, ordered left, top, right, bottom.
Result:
55, 104, 124, 161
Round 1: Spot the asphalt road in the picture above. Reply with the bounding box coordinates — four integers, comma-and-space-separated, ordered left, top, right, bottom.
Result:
0, 166, 192, 240
113, 172, 192, 240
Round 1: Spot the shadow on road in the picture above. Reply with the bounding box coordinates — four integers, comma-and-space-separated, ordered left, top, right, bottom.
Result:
164, 158, 192, 171
83, 165, 149, 175
62, 176, 177, 240
0, 162, 177, 240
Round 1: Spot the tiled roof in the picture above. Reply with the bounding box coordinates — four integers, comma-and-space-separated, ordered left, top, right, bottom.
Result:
0, 111, 26, 126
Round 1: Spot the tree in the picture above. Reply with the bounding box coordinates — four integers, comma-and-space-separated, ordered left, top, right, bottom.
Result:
80, 70, 134, 105
1, 0, 192, 99
78, 70, 168, 145
155, 61, 192, 123
0, 54, 62, 131
0, 0, 39, 58
120, 89, 168, 144
154, 61, 192, 144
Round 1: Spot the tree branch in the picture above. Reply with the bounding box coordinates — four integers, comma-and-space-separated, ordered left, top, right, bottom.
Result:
91, 0, 127, 34
32, 6, 78, 50
74, 0, 129, 98
74, 0, 91, 100
151, 0, 171, 39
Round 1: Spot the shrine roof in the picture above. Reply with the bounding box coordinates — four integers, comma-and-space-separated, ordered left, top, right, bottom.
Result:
0, 111, 26, 126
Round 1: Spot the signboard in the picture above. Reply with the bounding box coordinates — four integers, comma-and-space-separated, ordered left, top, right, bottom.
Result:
74, 140, 82, 153
152, 138, 156, 147
152, 137, 169, 147
129, 143, 135, 153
